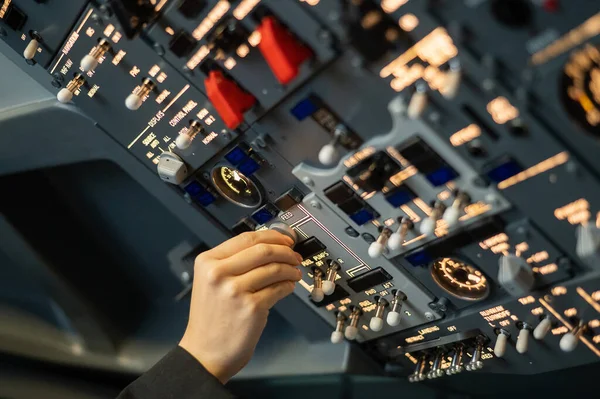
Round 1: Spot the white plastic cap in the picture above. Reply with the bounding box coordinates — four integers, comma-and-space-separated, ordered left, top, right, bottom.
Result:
369, 316, 384, 332
311, 287, 324, 302
386, 311, 401, 327
176, 134, 193, 150
318, 143, 339, 165
419, 218, 436, 236
494, 332, 508, 358
57, 88, 74, 104
368, 242, 385, 259
23, 39, 39, 60
387, 233, 402, 251
81, 54, 99, 72
533, 318, 552, 340
344, 326, 358, 340
330, 330, 344, 344
516, 328, 529, 354
441, 69, 461, 99
407, 91, 428, 119
442, 206, 461, 227
125, 93, 143, 111
559, 332, 579, 352
322, 280, 335, 296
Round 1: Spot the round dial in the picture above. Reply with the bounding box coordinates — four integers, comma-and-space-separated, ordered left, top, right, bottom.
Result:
430, 257, 489, 301
211, 166, 262, 208
560, 44, 600, 137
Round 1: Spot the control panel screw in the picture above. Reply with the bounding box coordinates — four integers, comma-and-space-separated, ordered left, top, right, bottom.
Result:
254, 135, 267, 148
181, 271, 190, 283
557, 257, 573, 273
98, 5, 113, 18
182, 65, 194, 77
202, 172, 210, 180
183, 193, 193, 204
472, 176, 489, 188
328, 11, 340, 21
301, 177, 314, 187
51, 80, 62, 88
318, 29, 332, 45
482, 78, 496, 91
153, 43, 165, 56
428, 111, 441, 126
566, 161, 578, 174
310, 200, 322, 209
221, 129, 231, 140
424, 312, 435, 321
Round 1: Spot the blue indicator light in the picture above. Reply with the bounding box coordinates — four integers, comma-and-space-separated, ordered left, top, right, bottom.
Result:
426, 166, 458, 187
195, 192, 216, 206
225, 146, 249, 165
385, 187, 415, 207
405, 251, 433, 266
349, 208, 377, 226
487, 159, 524, 183
184, 181, 206, 196
238, 157, 261, 176
290, 97, 319, 121
252, 205, 277, 225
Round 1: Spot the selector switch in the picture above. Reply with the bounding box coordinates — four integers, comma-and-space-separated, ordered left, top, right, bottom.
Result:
269, 222, 298, 245
57, 74, 85, 103
387, 290, 407, 326
176, 120, 205, 150
157, 152, 188, 184
81, 38, 111, 73
310, 266, 325, 303
368, 227, 392, 258
494, 329, 510, 358
126, 78, 156, 111
204, 70, 256, 129
344, 306, 363, 341
322, 260, 341, 296
498, 254, 535, 296
420, 201, 446, 236
533, 316, 552, 340
257, 16, 313, 85
331, 312, 346, 344
369, 297, 388, 332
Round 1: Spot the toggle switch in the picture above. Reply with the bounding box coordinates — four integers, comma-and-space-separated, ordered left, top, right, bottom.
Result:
257, 16, 313, 85
420, 201, 446, 236
427, 351, 445, 379
157, 152, 188, 184
388, 217, 413, 251
533, 316, 552, 340
576, 223, 600, 265
176, 120, 205, 149
81, 38, 111, 73
407, 82, 428, 119
465, 340, 484, 371
318, 124, 348, 166
369, 297, 389, 332
516, 322, 532, 354
204, 70, 256, 130
126, 78, 156, 111
57, 73, 85, 103
560, 320, 586, 352
408, 354, 428, 382
322, 259, 341, 295
386, 290, 407, 326
368, 227, 392, 258
269, 222, 298, 245
442, 190, 470, 227
498, 253, 535, 296
344, 306, 363, 340
23, 32, 42, 61
441, 58, 461, 99
447, 344, 465, 375
330, 311, 346, 344
310, 266, 325, 303
494, 329, 510, 358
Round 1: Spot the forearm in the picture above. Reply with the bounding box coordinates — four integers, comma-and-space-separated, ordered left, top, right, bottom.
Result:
117, 346, 235, 399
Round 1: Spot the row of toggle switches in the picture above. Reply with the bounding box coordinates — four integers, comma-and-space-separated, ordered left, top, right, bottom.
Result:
328, 290, 407, 343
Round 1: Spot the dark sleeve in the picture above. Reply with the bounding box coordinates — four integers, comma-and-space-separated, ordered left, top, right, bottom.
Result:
117, 346, 236, 399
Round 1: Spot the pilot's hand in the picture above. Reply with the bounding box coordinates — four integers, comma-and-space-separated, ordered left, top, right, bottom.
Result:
179, 230, 303, 384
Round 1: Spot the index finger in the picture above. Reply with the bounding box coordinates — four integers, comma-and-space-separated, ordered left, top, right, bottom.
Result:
206, 230, 294, 260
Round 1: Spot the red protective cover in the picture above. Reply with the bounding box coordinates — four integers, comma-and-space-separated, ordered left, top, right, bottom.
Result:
204, 70, 256, 130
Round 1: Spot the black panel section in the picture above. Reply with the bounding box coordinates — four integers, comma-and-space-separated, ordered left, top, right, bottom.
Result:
169, 30, 197, 58
338, 195, 365, 215
324, 181, 356, 205
311, 284, 350, 307
3, 5, 27, 31
177, 0, 207, 19
346, 267, 393, 293
274, 187, 304, 211
231, 218, 256, 236
294, 237, 326, 259
346, 151, 401, 192
107, 0, 158, 39
207, 17, 250, 55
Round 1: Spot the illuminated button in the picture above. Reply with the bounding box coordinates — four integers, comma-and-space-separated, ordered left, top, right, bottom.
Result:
533, 316, 552, 340
176, 120, 205, 150
331, 312, 346, 344
369, 297, 388, 332
420, 201, 446, 236
322, 260, 341, 296
344, 306, 363, 340
81, 38, 111, 73
269, 222, 298, 245
56, 73, 85, 104
386, 290, 407, 326
318, 124, 348, 166
407, 82, 428, 119
157, 152, 188, 184
494, 329, 510, 358
442, 190, 470, 228
126, 78, 156, 111
447, 344, 465, 375
560, 320, 585, 352
204, 70, 256, 129
388, 217, 413, 251
516, 322, 532, 354
256, 16, 313, 85
311, 266, 325, 302
23, 36, 41, 60
576, 224, 600, 265
498, 254, 535, 296
368, 227, 392, 258
441, 59, 461, 99
408, 354, 428, 382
